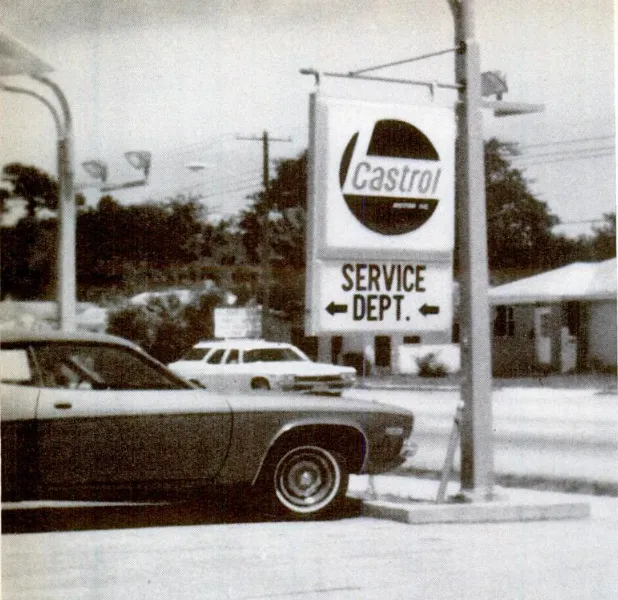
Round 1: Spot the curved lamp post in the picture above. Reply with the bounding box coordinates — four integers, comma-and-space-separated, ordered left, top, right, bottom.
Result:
0, 32, 76, 331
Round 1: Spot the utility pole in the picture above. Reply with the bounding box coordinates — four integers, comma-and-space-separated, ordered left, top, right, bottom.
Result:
449, 0, 494, 499
237, 131, 291, 339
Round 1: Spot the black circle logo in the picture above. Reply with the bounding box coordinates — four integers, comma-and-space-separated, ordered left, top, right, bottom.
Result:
339, 119, 441, 235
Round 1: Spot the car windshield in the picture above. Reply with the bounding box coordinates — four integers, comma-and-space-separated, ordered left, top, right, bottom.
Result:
182, 347, 212, 361
244, 347, 308, 363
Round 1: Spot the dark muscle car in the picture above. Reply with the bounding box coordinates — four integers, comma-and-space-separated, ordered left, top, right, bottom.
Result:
1, 330, 415, 518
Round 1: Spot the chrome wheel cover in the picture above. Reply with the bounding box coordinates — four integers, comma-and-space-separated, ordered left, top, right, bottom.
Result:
274, 445, 341, 514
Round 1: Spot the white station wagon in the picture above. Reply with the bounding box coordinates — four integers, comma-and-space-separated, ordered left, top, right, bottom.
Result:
168, 340, 357, 395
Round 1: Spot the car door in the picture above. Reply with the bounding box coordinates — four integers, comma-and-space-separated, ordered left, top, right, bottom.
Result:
32, 342, 232, 491
0, 345, 40, 498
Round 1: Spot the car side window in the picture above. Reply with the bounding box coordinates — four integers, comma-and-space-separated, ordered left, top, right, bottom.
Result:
225, 349, 239, 364
0, 348, 34, 385
33, 343, 188, 390
206, 349, 225, 364
244, 349, 261, 363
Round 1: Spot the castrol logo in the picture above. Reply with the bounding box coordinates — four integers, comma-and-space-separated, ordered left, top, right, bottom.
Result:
339, 119, 442, 235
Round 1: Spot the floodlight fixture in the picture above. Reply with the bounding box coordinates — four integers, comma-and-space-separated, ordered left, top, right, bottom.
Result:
82, 160, 108, 182
124, 151, 151, 177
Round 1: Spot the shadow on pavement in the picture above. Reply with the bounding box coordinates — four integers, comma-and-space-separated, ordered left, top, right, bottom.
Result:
2, 495, 364, 534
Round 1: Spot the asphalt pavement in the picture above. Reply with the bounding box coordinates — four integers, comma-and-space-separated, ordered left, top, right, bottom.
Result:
4, 478, 617, 600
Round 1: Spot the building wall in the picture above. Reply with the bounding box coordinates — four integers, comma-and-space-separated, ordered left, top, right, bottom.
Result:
588, 300, 617, 368
491, 299, 617, 375
491, 305, 537, 376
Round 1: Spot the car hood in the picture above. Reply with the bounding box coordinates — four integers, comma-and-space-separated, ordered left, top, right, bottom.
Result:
221, 390, 413, 418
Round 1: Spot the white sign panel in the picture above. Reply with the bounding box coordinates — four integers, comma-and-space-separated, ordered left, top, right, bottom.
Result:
313, 260, 453, 333
214, 307, 261, 339
310, 94, 455, 256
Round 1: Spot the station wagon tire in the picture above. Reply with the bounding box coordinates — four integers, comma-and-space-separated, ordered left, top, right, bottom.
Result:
251, 378, 270, 390
265, 445, 348, 518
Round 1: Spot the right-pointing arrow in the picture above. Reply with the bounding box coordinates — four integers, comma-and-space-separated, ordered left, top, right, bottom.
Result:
419, 304, 440, 316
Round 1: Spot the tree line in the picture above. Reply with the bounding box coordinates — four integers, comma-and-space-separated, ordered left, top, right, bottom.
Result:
2, 138, 615, 310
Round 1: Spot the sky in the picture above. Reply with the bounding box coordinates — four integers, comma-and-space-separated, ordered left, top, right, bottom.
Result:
0, 0, 615, 236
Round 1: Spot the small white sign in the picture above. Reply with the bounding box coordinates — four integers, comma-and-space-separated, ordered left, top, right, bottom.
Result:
310, 260, 453, 333
214, 307, 261, 339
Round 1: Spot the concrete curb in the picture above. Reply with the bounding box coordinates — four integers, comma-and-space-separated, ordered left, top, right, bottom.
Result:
349, 475, 592, 524
361, 498, 590, 524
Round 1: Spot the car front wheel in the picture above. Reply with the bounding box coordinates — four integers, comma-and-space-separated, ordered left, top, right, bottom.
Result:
268, 445, 348, 518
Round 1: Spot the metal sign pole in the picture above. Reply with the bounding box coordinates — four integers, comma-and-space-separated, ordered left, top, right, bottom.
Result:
450, 0, 495, 499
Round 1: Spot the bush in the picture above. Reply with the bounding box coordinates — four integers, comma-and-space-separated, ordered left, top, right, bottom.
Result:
416, 352, 448, 378
107, 290, 223, 363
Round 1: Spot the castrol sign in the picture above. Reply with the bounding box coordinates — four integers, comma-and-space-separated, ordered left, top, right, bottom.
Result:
306, 93, 455, 335
309, 94, 455, 255
340, 119, 443, 236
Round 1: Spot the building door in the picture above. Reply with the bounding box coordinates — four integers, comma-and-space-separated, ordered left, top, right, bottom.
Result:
561, 302, 579, 373
374, 336, 392, 371
534, 307, 552, 366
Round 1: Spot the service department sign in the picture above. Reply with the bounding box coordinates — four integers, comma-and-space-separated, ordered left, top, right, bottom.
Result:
308, 94, 455, 256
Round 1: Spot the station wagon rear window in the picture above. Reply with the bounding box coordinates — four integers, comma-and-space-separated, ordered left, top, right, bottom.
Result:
0, 349, 32, 384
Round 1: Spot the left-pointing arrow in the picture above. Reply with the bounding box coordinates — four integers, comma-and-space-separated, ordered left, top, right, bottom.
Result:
326, 301, 348, 316
419, 303, 440, 316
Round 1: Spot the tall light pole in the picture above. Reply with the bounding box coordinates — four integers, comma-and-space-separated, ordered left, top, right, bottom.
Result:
449, 0, 494, 499
449, 0, 543, 499
0, 32, 77, 331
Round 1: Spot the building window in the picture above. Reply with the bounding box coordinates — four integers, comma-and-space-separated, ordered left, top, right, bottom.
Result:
494, 305, 515, 337
403, 335, 421, 344
374, 336, 391, 368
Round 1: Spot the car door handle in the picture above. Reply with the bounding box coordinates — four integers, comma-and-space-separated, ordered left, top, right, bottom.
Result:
54, 402, 72, 410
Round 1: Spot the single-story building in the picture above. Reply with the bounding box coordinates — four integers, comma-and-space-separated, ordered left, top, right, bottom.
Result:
489, 259, 617, 375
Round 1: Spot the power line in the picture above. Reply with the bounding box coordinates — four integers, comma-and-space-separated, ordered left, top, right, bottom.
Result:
519, 135, 614, 149
512, 145, 615, 161
556, 218, 608, 225
515, 151, 614, 166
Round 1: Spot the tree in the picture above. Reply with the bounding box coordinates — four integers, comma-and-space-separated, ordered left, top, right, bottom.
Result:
239, 152, 307, 266
483, 138, 562, 271
238, 152, 308, 314
1, 163, 59, 218
589, 212, 616, 260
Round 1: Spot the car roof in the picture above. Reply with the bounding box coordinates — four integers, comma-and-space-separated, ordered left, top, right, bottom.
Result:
193, 339, 294, 349
0, 328, 138, 349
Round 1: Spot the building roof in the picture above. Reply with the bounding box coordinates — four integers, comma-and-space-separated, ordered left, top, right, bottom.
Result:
489, 259, 617, 305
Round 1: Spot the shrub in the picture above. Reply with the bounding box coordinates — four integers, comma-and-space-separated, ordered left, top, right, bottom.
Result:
416, 352, 448, 378
107, 290, 223, 363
